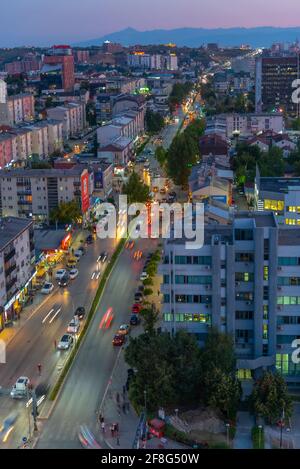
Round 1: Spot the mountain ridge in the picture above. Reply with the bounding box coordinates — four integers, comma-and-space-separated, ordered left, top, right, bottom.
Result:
74, 26, 300, 48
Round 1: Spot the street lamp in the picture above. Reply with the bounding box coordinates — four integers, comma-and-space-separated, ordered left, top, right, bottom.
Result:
258, 425, 263, 449
225, 423, 230, 446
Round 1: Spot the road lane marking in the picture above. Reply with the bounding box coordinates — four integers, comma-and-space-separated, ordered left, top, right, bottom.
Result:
42, 308, 54, 324
49, 307, 62, 324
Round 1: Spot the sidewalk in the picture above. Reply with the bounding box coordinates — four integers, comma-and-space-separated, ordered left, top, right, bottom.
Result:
233, 412, 254, 449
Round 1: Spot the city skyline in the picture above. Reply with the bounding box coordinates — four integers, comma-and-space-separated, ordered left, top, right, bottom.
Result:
1, 0, 300, 46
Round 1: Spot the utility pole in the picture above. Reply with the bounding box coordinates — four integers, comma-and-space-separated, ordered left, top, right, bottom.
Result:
280, 406, 285, 449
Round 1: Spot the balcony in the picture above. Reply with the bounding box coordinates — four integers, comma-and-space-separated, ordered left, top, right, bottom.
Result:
17, 190, 32, 196
6, 276, 17, 292
4, 248, 16, 263
5, 263, 16, 277
17, 200, 32, 206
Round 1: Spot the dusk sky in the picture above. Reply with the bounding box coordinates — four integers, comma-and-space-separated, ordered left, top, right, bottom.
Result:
1, 0, 300, 46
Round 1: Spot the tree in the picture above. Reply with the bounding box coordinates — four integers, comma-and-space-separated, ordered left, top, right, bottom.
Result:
125, 333, 176, 412
155, 146, 168, 168
169, 82, 193, 111
204, 367, 242, 419
200, 328, 236, 376
50, 200, 81, 225
86, 101, 97, 126
167, 133, 198, 187
145, 109, 165, 133
140, 305, 159, 335
250, 372, 293, 425
259, 147, 285, 177
143, 288, 153, 297
122, 172, 150, 204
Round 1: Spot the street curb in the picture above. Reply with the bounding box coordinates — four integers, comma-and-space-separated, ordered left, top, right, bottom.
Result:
38, 238, 127, 421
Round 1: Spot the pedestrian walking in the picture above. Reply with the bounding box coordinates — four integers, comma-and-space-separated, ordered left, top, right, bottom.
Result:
122, 385, 126, 397
101, 422, 105, 434
116, 436, 120, 446
115, 422, 119, 434
110, 425, 115, 437
37, 363, 42, 375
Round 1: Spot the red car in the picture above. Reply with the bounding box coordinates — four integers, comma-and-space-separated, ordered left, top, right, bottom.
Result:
112, 334, 125, 346
132, 304, 142, 314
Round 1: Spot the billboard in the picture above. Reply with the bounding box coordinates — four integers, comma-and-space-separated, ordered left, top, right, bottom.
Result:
81, 172, 90, 213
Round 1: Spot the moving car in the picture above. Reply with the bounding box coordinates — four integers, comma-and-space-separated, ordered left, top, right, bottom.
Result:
117, 324, 130, 336
78, 425, 101, 449
67, 317, 80, 334
74, 306, 85, 320
69, 268, 79, 280
112, 334, 125, 346
41, 282, 54, 294
58, 274, 70, 287
91, 270, 101, 280
10, 377, 30, 399
130, 314, 141, 326
97, 252, 108, 263
57, 334, 73, 350
86, 235, 93, 244
55, 269, 67, 280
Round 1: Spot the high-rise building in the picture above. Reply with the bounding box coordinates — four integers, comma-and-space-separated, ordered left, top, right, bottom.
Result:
255, 56, 300, 116
42, 45, 75, 91
165, 53, 178, 71
160, 211, 300, 387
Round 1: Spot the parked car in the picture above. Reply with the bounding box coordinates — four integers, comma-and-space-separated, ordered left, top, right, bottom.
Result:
130, 314, 141, 326
69, 269, 79, 280
132, 303, 142, 314
138, 285, 145, 293
66, 257, 78, 269
112, 334, 125, 346
57, 334, 73, 350
55, 269, 67, 280
41, 282, 54, 294
140, 272, 148, 281
67, 317, 80, 334
74, 306, 85, 320
134, 292, 143, 303
117, 324, 130, 336
74, 251, 82, 261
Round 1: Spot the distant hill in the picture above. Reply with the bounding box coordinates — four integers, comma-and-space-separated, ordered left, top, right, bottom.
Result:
74, 26, 300, 48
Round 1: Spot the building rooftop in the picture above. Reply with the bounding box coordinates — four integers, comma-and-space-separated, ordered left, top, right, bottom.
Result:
0, 167, 84, 178
34, 229, 68, 252
259, 177, 300, 194
0, 217, 33, 251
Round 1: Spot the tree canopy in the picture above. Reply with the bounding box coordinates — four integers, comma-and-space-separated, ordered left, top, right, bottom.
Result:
122, 172, 151, 204
50, 200, 82, 225
250, 372, 293, 425
145, 109, 165, 133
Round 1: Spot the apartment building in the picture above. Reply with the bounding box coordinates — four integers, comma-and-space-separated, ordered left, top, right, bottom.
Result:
42, 45, 75, 91
0, 80, 7, 104
255, 168, 300, 226
47, 102, 86, 140
255, 56, 300, 116
0, 217, 35, 329
0, 93, 35, 125
159, 212, 300, 387
225, 113, 284, 137
0, 166, 90, 222
0, 119, 63, 166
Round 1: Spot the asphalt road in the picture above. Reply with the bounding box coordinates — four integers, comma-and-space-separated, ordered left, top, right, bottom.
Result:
0, 233, 116, 448
36, 237, 157, 448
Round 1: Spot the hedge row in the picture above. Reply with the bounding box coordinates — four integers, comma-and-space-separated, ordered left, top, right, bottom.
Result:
252, 426, 265, 449
49, 238, 126, 401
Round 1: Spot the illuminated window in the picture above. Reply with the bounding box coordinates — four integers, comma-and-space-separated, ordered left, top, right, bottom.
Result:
264, 266, 269, 281
264, 199, 284, 212
263, 324, 268, 340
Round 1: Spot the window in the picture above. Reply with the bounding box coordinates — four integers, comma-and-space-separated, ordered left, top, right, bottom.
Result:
236, 292, 254, 301
235, 272, 254, 282
263, 324, 268, 340
174, 256, 212, 266
235, 229, 253, 241
264, 266, 269, 281
263, 305, 269, 320
278, 277, 300, 286
264, 286, 269, 300
163, 294, 170, 303
278, 257, 300, 266
175, 275, 212, 285
236, 311, 253, 320
236, 253, 254, 262
175, 295, 212, 304
163, 275, 170, 284
264, 199, 284, 212
277, 296, 300, 305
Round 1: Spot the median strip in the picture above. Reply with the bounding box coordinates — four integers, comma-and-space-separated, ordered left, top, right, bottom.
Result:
48, 238, 126, 401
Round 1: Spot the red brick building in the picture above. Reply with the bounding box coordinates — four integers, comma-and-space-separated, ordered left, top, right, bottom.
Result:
43, 45, 75, 91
